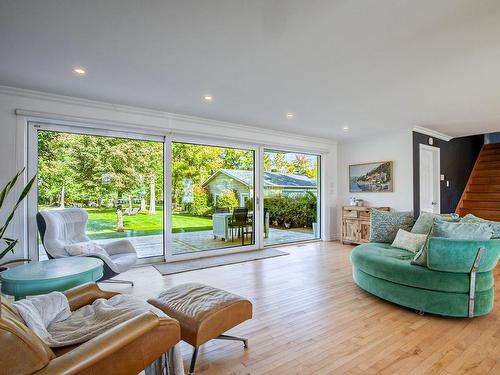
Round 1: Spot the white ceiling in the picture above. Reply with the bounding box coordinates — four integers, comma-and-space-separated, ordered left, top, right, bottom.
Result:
1, 0, 500, 140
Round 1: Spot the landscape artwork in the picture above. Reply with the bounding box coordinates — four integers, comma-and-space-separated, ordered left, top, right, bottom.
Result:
349, 161, 393, 192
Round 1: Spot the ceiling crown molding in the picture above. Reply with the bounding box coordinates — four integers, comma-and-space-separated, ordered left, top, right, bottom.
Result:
413, 126, 453, 141
0, 85, 337, 148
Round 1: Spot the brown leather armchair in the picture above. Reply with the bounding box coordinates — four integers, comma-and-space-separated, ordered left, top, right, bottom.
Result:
0, 283, 181, 375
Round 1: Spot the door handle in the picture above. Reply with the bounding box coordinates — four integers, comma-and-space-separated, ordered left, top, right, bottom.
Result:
431, 202, 437, 205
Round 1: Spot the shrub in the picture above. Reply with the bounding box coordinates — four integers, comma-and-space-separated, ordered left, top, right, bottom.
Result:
217, 190, 239, 211
187, 186, 213, 216
264, 192, 317, 228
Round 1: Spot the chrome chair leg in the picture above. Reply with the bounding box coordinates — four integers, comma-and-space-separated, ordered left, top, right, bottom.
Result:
100, 279, 134, 286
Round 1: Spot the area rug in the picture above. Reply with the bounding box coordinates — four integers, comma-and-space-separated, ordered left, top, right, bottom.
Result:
153, 248, 289, 275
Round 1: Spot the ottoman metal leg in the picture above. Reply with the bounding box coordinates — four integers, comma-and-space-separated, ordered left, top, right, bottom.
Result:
215, 334, 249, 348
189, 347, 199, 375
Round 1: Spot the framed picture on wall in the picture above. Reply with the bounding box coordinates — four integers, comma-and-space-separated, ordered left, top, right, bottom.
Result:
349, 161, 393, 192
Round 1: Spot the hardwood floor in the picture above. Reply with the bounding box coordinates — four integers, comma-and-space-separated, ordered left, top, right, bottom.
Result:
107, 241, 500, 374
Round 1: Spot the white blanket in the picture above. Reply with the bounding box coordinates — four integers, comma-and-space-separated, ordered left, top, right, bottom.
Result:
14, 292, 184, 374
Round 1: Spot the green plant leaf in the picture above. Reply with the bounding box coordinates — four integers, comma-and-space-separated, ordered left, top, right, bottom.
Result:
0, 238, 18, 260
0, 173, 37, 239
0, 168, 24, 209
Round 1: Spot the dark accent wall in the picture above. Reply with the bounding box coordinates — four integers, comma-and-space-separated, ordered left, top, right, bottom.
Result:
413, 132, 484, 215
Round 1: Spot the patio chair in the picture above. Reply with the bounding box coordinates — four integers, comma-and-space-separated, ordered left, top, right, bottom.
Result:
228, 208, 253, 245
36, 208, 137, 286
215, 207, 230, 213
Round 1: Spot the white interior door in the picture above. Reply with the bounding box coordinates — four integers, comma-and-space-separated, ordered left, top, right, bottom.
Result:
419, 144, 440, 213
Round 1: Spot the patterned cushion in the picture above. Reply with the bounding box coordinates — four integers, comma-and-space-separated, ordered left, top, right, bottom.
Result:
460, 214, 500, 239
411, 212, 460, 234
391, 229, 427, 253
369, 210, 415, 243
412, 218, 494, 267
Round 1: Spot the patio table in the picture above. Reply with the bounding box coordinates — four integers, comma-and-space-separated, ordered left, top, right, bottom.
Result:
212, 212, 253, 241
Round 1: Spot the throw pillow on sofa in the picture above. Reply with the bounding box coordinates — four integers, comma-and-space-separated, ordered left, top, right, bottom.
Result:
369, 209, 414, 243
391, 229, 427, 253
460, 213, 500, 239
411, 212, 460, 234
411, 218, 494, 267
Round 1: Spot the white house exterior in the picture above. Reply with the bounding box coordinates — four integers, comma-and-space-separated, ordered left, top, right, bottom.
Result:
201, 169, 317, 207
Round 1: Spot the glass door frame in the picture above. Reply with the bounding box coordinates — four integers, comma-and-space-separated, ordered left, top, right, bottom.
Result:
261, 146, 323, 247
26, 121, 167, 264
25, 118, 324, 265
164, 134, 262, 262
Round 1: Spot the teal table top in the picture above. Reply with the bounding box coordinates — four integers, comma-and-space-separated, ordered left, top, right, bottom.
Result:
1, 257, 103, 282
0, 257, 104, 299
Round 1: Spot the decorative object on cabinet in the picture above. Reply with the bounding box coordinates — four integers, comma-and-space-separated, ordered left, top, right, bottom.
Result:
342, 206, 390, 245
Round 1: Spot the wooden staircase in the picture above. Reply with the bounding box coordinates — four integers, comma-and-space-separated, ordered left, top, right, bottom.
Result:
456, 143, 500, 221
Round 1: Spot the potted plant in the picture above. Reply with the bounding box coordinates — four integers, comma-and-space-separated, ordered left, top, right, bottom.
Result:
0, 168, 36, 272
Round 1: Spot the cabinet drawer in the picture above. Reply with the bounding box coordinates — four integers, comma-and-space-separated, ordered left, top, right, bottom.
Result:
359, 210, 371, 220
343, 209, 359, 218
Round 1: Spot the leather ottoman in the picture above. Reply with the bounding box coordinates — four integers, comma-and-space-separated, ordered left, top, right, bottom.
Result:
148, 283, 252, 374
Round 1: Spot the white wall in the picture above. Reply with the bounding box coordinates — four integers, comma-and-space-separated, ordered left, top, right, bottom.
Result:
0, 86, 338, 260
336, 130, 413, 238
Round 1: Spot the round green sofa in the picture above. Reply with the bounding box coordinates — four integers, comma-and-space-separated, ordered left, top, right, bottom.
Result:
351, 237, 500, 317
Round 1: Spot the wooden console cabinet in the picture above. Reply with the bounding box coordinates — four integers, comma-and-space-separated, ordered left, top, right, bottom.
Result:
341, 206, 390, 245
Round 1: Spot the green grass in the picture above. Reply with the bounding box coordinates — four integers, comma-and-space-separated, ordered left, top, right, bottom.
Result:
41, 207, 213, 240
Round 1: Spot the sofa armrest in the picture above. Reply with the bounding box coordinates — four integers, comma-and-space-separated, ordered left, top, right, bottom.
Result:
102, 239, 137, 256
427, 238, 500, 273
64, 283, 119, 311
35, 312, 173, 375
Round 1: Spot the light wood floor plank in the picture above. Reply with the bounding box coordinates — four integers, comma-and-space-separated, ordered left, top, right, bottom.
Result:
107, 241, 499, 374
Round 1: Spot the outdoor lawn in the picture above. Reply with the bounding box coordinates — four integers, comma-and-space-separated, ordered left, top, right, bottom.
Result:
41, 207, 213, 240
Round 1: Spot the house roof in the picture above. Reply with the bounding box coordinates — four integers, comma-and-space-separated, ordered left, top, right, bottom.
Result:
202, 169, 317, 189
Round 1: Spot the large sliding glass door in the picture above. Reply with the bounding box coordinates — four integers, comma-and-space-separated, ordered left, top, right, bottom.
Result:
30, 124, 165, 261
263, 149, 321, 246
28, 121, 321, 263
169, 140, 256, 256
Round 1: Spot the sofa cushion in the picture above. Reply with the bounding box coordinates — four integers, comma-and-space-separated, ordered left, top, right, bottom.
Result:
432, 219, 494, 239
411, 212, 460, 234
369, 210, 414, 243
412, 218, 494, 267
391, 229, 427, 253
351, 243, 493, 293
460, 214, 500, 239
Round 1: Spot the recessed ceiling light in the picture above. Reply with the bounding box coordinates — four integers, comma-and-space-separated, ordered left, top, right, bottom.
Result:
342, 125, 350, 131
72, 66, 86, 76
286, 113, 295, 119
203, 95, 213, 102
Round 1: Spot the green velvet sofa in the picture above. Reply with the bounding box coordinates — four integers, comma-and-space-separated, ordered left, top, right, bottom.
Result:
351, 238, 500, 317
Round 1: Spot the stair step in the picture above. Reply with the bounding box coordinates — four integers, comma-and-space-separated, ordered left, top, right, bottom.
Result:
458, 209, 500, 221
464, 192, 500, 201
461, 200, 500, 209
473, 169, 500, 177
468, 176, 500, 184
481, 148, 500, 156
467, 184, 500, 193
476, 160, 500, 169
478, 154, 500, 162
483, 143, 500, 150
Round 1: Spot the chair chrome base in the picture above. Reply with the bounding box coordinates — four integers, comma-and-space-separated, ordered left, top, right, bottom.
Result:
100, 279, 134, 286
189, 335, 248, 374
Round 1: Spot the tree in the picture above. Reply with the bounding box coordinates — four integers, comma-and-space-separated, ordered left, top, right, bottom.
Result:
272, 153, 288, 173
